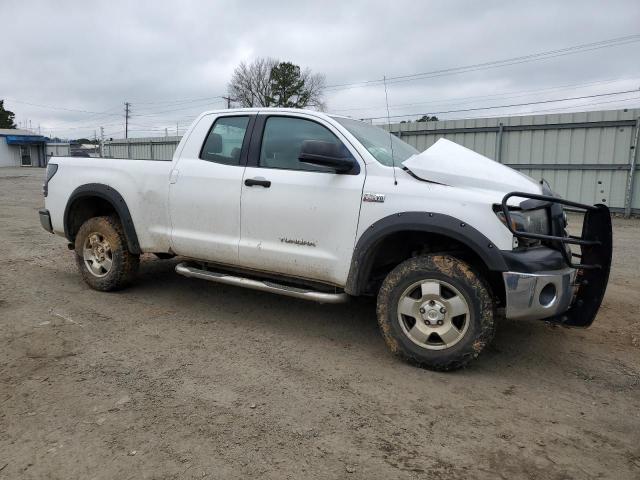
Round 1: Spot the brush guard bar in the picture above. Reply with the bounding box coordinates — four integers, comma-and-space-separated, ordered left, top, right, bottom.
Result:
501, 192, 612, 327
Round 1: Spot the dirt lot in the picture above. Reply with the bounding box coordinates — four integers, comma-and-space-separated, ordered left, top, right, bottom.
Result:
1, 167, 639, 479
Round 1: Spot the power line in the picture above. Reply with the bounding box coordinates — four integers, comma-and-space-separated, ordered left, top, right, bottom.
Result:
132, 99, 226, 117
324, 34, 640, 92
360, 88, 640, 121
3, 98, 123, 117
25, 34, 640, 137
130, 95, 224, 106
421, 94, 640, 123
331, 75, 640, 113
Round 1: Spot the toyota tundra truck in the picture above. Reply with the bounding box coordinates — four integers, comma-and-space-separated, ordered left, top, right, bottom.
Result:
39, 108, 612, 371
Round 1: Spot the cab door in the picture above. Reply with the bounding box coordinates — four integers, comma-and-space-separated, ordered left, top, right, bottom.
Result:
168, 114, 255, 263
238, 113, 365, 286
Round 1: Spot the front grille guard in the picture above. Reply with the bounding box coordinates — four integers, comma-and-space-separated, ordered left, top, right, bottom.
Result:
501, 192, 611, 270
501, 192, 612, 327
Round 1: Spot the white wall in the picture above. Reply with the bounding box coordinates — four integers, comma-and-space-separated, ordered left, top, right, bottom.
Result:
0, 138, 20, 167
47, 143, 70, 156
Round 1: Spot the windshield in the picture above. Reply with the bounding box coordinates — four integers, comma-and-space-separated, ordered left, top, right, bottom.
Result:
332, 116, 419, 166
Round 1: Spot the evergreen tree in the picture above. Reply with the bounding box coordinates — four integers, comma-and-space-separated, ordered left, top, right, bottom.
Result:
0, 100, 17, 129
267, 62, 309, 108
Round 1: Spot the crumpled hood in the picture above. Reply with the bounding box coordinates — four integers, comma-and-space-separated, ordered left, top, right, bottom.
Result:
402, 138, 542, 195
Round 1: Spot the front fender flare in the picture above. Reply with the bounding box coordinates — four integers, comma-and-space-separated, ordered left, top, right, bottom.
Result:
63, 183, 141, 254
345, 212, 508, 295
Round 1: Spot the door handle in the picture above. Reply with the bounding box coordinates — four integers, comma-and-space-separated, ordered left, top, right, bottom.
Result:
244, 178, 271, 188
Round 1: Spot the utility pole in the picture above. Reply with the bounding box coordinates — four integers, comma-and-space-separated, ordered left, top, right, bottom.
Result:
222, 96, 233, 108
100, 126, 105, 158
124, 102, 130, 139
176, 122, 179, 136
164, 127, 168, 138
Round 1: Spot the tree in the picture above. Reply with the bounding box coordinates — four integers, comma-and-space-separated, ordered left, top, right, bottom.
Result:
0, 100, 16, 129
228, 58, 278, 108
416, 115, 439, 122
227, 58, 325, 109
267, 62, 325, 109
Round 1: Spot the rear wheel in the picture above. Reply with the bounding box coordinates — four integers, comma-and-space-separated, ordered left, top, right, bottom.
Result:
377, 254, 495, 371
74, 215, 139, 291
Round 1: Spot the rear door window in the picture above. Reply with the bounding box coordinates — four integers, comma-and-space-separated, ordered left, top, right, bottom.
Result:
200, 116, 250, 165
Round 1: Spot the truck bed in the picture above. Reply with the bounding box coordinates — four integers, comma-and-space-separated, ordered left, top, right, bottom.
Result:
45, 156, 174, 252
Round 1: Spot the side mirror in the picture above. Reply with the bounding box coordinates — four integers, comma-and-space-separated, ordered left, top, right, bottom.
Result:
299, 140, 356, 174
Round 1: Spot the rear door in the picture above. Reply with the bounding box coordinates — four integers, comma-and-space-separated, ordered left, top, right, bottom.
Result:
238, 113, 366, 286
169, 113, 255, 263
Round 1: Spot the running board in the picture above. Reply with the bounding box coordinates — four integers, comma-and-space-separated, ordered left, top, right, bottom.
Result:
175, 262, 349, 304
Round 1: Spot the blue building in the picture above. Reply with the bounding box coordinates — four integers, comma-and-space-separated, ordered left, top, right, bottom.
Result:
0, 129, 49, 167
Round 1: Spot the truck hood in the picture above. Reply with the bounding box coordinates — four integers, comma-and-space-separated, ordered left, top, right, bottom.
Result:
402, 138, 542, 195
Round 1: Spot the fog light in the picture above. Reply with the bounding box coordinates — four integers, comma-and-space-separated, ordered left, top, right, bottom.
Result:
539, 283, 557, 307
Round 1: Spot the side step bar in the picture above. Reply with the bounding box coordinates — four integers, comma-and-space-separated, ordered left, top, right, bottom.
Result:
175, 262, 349, 304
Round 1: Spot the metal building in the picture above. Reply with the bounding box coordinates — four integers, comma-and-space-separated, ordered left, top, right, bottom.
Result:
387, 108, 640, 216
0, 129, 49, 167
103, 136, 181, 161
46, 142, 71, 157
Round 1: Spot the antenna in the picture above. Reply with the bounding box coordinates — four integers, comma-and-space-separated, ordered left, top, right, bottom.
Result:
383, 76, 398, 186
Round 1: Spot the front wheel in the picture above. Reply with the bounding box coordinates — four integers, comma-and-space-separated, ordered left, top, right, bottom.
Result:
74, 215, 139, 291
377, 254, 495, 371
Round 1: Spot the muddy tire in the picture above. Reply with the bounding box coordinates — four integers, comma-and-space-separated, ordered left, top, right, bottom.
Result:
74, 215, 139, 291
377, 254, 495, 371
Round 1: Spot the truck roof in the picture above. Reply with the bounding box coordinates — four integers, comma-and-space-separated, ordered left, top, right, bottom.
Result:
197, 107, 349, 121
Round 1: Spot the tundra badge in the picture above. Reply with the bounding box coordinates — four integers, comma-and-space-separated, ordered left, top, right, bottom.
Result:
363, 193, 385, 203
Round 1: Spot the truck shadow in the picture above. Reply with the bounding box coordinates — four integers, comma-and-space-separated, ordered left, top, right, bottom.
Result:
134, 257, 570, 373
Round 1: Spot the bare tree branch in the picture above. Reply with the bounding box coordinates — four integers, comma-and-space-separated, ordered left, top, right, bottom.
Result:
228, 58, 278, 107
228, 58, 325, 109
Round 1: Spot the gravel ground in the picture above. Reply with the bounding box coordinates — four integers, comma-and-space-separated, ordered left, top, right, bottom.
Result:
1, 167, 639, 479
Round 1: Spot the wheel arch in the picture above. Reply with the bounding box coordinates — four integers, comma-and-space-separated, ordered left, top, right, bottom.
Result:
345, 212, 508, 297
63, 183, 141, 254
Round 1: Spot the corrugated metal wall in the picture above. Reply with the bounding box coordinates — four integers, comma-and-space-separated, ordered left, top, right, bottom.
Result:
103, 137, 181, 161
388, 108, 640, 215
46, 143, 70, 157
0, 138, 20, 167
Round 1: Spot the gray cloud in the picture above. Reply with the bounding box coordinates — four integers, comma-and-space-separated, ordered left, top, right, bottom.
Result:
2, 0, 639, 138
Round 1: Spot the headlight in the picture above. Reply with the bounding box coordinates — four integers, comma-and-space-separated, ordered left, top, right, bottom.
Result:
496, 207, 550, 235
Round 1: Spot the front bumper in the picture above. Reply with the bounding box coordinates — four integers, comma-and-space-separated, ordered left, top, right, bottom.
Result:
503, 268, 576, 321
499, 192, 612, 328
39, 208, 53, 233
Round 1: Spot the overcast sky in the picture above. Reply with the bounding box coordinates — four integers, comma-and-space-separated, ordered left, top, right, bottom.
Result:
2, 0, 639, 139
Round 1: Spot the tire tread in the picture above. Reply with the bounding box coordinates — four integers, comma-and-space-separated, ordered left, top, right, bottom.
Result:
74, 215, 139, 291
377, 254, 495, 371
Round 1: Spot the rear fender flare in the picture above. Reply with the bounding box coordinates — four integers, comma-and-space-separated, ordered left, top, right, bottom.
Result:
63, 183, 141, 254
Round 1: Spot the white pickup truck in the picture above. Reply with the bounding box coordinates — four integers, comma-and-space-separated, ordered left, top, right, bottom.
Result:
39, 108, 612, 370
